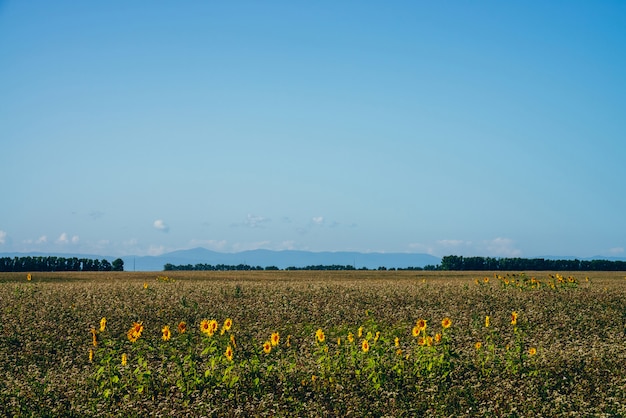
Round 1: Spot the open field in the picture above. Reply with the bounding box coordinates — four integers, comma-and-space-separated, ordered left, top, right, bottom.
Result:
1, 270, 625, 416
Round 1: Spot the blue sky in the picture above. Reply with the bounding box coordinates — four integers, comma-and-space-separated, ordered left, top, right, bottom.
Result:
1, 1, 625, 258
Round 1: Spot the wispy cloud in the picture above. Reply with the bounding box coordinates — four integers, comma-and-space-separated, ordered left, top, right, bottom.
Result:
311, 216, 324, 226
231, 214, 271, 228
153, 219, 169, 232
608, 247, 624, 255
56, 233, 79, 245
0, 230, 6, 245
188, 239, 228, 251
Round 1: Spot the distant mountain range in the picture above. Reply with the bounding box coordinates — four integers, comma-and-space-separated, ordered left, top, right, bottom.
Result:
0, 248, 441, 271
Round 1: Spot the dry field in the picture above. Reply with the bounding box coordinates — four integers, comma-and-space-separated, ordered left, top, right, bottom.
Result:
0, 270, 625, 417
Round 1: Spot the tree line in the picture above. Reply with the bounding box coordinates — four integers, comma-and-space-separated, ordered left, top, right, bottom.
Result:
164, 256, 626, 272
439, 255, 626, 271
0, 256, 124, 272
164, 263, 437, 271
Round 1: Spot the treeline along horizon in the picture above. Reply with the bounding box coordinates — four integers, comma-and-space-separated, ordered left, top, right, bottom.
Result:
439, 255, 626, 271
164, 256, 626, 272
0, 256, 124, 272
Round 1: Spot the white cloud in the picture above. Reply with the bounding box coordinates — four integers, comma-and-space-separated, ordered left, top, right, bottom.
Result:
608, 247, 625, 255
485, 237, 521, 257
0, 230, 6, 244
153, 219, 169, 232
56, 233, 79, 245
244, 214, 270, 228
311, 216, 324, 226
147, 245, 166, 256
36, 235, 47, 244
71, 235, 80, 244
57, 232, 69, 244
188, 239, 228, 251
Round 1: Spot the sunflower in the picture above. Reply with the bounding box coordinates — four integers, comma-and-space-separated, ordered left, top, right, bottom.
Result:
27, 273, 32, 281
315, 328, 325, 343
162, 325, 171, 341
125, 321, 143, 343
200, 319, 211, 335
99, 317, 107, 332
485, 315, 490, 328
121, 353, 127, 366
475, 341, 482, 350
347, 333, 354, 343
285, 335, 291, 347
90, 328, 97, 347
89, 348, 94, 362
425, 336, 433, 346
209, 319, 219, 336
441, 317, 452, 329
415, 319, 427, 334
357, 326, 363, 338
223, 318, 233, 331
417, 337, 426, 346
361, 339, 370, 353
263, 341, 272, 354
178, 321, 187, 334
374, 331, 380, 342
225, 345, 234, 362
511, 311, 518, 326
434, 333, 442, 343
271, 332, 280, 346
230, 334, 237, 349
394, 337, 400, 348
528, 347, 537, 356
412, 326, 420, 337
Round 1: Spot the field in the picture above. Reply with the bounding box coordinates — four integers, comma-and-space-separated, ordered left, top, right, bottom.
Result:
1, 270, 625, 417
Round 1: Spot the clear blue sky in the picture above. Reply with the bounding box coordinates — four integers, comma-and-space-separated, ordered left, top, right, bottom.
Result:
1, 1, 625, 258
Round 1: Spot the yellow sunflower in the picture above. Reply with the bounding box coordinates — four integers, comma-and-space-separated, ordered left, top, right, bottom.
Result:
263, 341, 272, 354
441, 317, 452, 329
225, 345, 234, 362
271, 332, 280, 346
121, 353, 127, 366
162, 325, 171, 341
200, 319, 211, 335
361, 339, 370, 353
511, 311, 518, 326
315, 328, 325, 343
528, 347, 537, 356
223, 318, 233, 331
99, 317, 107, 333
178, 321, 187, 334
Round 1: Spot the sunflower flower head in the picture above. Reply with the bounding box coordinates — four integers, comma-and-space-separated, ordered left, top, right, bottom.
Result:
162, 325, 171, 341
394, 337, 400, 348
511, 311, 518, 326
230, 334, 237, 349
361, 339, 370, 353
223, 318, 233, 332
99, 317, 107, 333
89, 348, 94, 362
475, 341, 482, 350
529, 347, 537, 356
121, 353, 127, 366
200, 319, 211, 335
357, 326, 363, 338
315, 328, 325, 343
441, 317, 452, 329
263, 341, 272, 354
485, 315, 490, 328
271, 332, 280, 346
178, 321, 187, 334
225, 345, 234, 362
